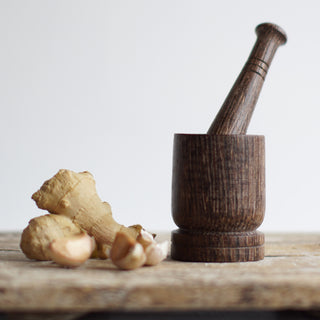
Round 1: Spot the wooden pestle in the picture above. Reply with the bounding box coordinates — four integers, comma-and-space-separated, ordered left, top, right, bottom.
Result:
207, 23, 287, 135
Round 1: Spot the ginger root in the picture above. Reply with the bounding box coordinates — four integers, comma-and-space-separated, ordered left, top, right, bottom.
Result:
21, 169, 167, 269
32, 169, 140, 246
20, 214, 109, 261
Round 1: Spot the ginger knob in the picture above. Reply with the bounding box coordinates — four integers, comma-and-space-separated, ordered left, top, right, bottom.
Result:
20, 214, 82, 261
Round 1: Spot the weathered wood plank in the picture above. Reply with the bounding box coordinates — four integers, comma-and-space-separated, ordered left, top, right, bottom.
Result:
0, 233, 320, 312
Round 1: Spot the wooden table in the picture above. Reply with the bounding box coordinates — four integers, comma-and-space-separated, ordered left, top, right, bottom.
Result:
1, 232, 320, 319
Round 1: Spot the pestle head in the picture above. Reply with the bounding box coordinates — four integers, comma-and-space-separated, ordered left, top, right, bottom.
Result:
256, 23, 287, 45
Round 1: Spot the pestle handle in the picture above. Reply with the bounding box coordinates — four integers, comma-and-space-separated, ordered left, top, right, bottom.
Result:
207, 23, 287, 135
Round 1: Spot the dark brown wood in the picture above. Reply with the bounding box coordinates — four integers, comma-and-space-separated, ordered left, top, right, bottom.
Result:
171, 230, 264, 262
207, 23, 287, 135
171, 134, 265, 262
171, 23, 286, 262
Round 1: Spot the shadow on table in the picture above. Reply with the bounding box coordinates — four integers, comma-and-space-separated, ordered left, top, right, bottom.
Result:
2, 310, 320, 320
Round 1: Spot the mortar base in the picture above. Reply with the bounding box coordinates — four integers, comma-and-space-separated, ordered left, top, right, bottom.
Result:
171, 229, 264, 262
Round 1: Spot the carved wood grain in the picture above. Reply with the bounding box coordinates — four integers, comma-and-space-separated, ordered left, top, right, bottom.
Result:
171, 134, 265, 262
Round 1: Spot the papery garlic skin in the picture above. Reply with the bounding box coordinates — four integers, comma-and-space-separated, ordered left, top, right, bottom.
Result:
110, 232, 147, 270
145, 240, 169, 266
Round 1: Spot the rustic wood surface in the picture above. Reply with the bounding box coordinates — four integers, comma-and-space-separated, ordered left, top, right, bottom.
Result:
207, 22, 287, 135
1, 232, 320, 313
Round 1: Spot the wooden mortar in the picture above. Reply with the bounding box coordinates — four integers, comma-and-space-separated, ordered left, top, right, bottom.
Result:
171, 23, 287, 262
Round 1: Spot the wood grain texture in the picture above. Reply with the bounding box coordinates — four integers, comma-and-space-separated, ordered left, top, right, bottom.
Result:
171, 230, 264, 262
171, 134, 265, 262
1, 232, 320, 313
207, 23, 287, 135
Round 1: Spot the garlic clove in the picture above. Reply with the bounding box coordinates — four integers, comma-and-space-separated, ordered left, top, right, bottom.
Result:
49, 232, 95, 267
137, 229, 155, 249
110, 232, 146, 270
145, 240, 169, 266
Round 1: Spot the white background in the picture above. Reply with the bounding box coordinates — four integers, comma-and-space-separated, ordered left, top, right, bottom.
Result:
1, 0, 319, 233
